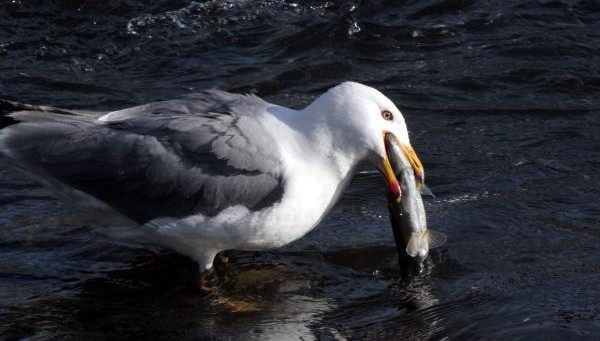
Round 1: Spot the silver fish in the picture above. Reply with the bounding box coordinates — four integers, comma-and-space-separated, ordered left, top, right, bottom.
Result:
385, 134, 446, 272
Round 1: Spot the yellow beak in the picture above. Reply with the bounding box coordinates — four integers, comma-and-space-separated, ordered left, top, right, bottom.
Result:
380, 132, 426, 202
398, 143, 425, 185
380, 156, 401, 201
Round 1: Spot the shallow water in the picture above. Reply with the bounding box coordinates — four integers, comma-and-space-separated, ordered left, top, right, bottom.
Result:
1, 0, 600, 340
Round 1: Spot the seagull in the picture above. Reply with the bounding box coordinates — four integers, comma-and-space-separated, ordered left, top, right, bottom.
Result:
0, 82, 425, 272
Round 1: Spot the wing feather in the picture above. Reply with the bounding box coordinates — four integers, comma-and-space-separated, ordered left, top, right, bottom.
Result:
0, 91, 285, 224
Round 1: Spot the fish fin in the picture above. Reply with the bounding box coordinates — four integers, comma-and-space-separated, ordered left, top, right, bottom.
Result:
406, 230, 447, 257
406, 232, 428, 258
426, 229, 447, 249
419, 183, 435, 197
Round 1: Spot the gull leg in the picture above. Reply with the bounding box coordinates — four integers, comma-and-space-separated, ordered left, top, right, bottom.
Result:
199, 267, 220, 293
215, 251, 229, 265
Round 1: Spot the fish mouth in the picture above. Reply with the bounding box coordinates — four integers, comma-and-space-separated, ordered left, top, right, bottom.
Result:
381, 132, 425, 197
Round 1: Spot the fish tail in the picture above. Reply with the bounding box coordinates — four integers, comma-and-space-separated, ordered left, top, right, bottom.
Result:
406, 229, 447, 257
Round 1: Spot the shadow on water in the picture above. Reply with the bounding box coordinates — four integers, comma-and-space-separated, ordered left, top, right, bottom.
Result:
1, 242, 498, 341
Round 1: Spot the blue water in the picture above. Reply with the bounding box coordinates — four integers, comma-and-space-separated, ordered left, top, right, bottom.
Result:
1, 1, 600, 340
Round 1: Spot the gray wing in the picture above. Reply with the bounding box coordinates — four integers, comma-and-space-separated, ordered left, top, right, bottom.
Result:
0, 91, 284, 224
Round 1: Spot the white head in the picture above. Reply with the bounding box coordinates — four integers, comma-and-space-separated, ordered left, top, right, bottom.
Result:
306, 82, 425, 200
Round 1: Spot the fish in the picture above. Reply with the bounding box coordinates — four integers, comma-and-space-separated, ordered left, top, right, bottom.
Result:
385, 134, 447, 273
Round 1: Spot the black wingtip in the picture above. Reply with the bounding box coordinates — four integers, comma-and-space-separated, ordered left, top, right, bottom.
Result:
0, 99, 23, 113
0, 99, 79, 129
0, 99, 22, 128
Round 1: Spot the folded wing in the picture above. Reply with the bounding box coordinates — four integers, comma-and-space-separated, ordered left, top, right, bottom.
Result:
0, 91, 285, 224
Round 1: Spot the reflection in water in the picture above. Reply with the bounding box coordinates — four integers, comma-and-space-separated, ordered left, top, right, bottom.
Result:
321, 248, 445, 340
1, 242, 475, 340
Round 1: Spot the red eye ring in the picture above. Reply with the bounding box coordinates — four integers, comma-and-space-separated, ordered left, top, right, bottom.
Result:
381, 110, 394, 121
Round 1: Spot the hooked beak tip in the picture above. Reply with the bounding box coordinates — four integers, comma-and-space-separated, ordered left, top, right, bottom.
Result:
399, 142, 425, 185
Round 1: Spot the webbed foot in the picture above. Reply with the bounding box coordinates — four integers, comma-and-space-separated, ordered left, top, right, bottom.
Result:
199, 267, 257, 313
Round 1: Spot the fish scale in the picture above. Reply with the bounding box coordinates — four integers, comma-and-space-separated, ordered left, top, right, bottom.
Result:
385, 134, 446, 274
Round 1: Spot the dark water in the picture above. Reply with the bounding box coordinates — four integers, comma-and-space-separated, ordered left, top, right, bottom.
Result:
1, 0, 600, 339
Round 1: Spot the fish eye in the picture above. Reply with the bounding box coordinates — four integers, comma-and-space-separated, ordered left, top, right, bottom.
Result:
381, 110, 394, 121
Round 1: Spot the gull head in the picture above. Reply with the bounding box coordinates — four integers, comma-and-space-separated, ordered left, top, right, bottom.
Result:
308, 82, 425, 200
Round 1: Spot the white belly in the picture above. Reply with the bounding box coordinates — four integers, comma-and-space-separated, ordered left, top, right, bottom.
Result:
142, 162, 350, 269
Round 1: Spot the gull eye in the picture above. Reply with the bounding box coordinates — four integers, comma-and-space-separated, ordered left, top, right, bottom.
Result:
381, 110, 394, 121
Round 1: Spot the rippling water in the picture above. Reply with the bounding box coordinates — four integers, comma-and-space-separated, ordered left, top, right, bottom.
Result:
1, 0, 600, 340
